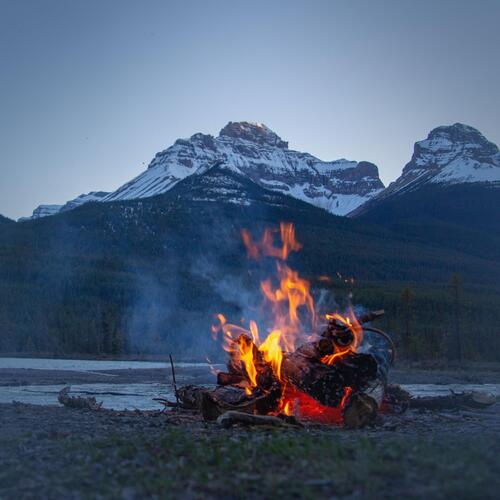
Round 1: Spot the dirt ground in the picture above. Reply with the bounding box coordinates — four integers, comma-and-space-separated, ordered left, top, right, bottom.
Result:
1, 400, 499, 499
1, 365, 499, 499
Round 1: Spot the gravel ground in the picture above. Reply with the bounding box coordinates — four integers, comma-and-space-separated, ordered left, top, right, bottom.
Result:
1, 399, 500, 499
1, 364, 500, 499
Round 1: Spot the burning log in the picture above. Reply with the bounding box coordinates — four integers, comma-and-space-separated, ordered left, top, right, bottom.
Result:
281, 350, 379, 407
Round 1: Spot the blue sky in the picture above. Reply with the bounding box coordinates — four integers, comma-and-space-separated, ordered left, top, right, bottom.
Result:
1, 0, 499, 219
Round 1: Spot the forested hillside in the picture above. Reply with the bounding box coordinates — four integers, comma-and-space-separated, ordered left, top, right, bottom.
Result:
0, 167, 499, 361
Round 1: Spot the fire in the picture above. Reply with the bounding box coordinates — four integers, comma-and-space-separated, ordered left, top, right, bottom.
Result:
238, 335, 258, 389
325, 311, 364, 349
241, 222, 302, 261
212, 222, 363, 423
259, 329, 283, 380
260, 263, 315, 353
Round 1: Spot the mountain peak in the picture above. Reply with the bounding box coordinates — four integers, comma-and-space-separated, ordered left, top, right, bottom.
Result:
369, 123, 500, 203
219, 121, 288, 149
426, 123, 497, 151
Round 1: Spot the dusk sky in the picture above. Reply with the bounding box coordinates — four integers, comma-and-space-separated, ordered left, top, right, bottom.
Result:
1, 0, 499, 220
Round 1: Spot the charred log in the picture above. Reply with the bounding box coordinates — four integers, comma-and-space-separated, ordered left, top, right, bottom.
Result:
177, 384, 282, 421
281, 351, 378, 407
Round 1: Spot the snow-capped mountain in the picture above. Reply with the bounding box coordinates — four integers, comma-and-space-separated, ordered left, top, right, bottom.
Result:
103, 121, 384, 216
380, 123, 500, 197
20, 191, 110, 221
166, 160, 302, 210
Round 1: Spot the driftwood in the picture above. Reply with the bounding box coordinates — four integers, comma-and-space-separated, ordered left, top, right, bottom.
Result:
58, 386, 103, 410
409, 391, 496, 411
217, 411, 295, 428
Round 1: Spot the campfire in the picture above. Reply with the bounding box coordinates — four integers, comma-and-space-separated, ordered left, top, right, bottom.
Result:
172, 223, 396, 428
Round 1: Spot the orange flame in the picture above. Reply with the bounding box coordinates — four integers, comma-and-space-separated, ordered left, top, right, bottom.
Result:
238, 335, 257, 389
259, 329, 283, 380
241, 222, 302, 261
325, 310, 364, 350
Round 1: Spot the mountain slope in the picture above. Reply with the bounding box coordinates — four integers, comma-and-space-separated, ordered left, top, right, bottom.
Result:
357, 183, 500, 261
1, 161, 499, 358
103, 121, 384, 215
0, 215, 14, 226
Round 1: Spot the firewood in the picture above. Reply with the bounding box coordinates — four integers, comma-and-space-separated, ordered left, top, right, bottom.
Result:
217, 372, 246, 386
343, 380, 385, 429
280, 352, 378, 407
216, 410, 294, 428
177, 384, 282, 421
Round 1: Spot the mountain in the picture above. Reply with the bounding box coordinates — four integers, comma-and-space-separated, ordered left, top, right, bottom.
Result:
378, 123, 499, 200
103, 121, 384, 215
59, 191, 110, 213
352, 123, 500, 260
20, 191, 110, 221
1, 161, 499, 359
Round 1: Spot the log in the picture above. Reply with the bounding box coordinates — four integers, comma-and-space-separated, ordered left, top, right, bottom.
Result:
280, 351, 378, 407
177, 384, 282, 421
217, 372, 246, 386
217, 411, 293, 428
409, 391, 496, 411
343, 379, 385, 428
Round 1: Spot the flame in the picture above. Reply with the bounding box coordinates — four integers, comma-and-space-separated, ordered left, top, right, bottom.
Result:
325, 310, 364, 350
339, 386, 353, 408
259, 329, 283, 380
321, 348, 350, 365
283, 401, 292, 416
241, 222, 302, 261
238, 335, 258, 388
